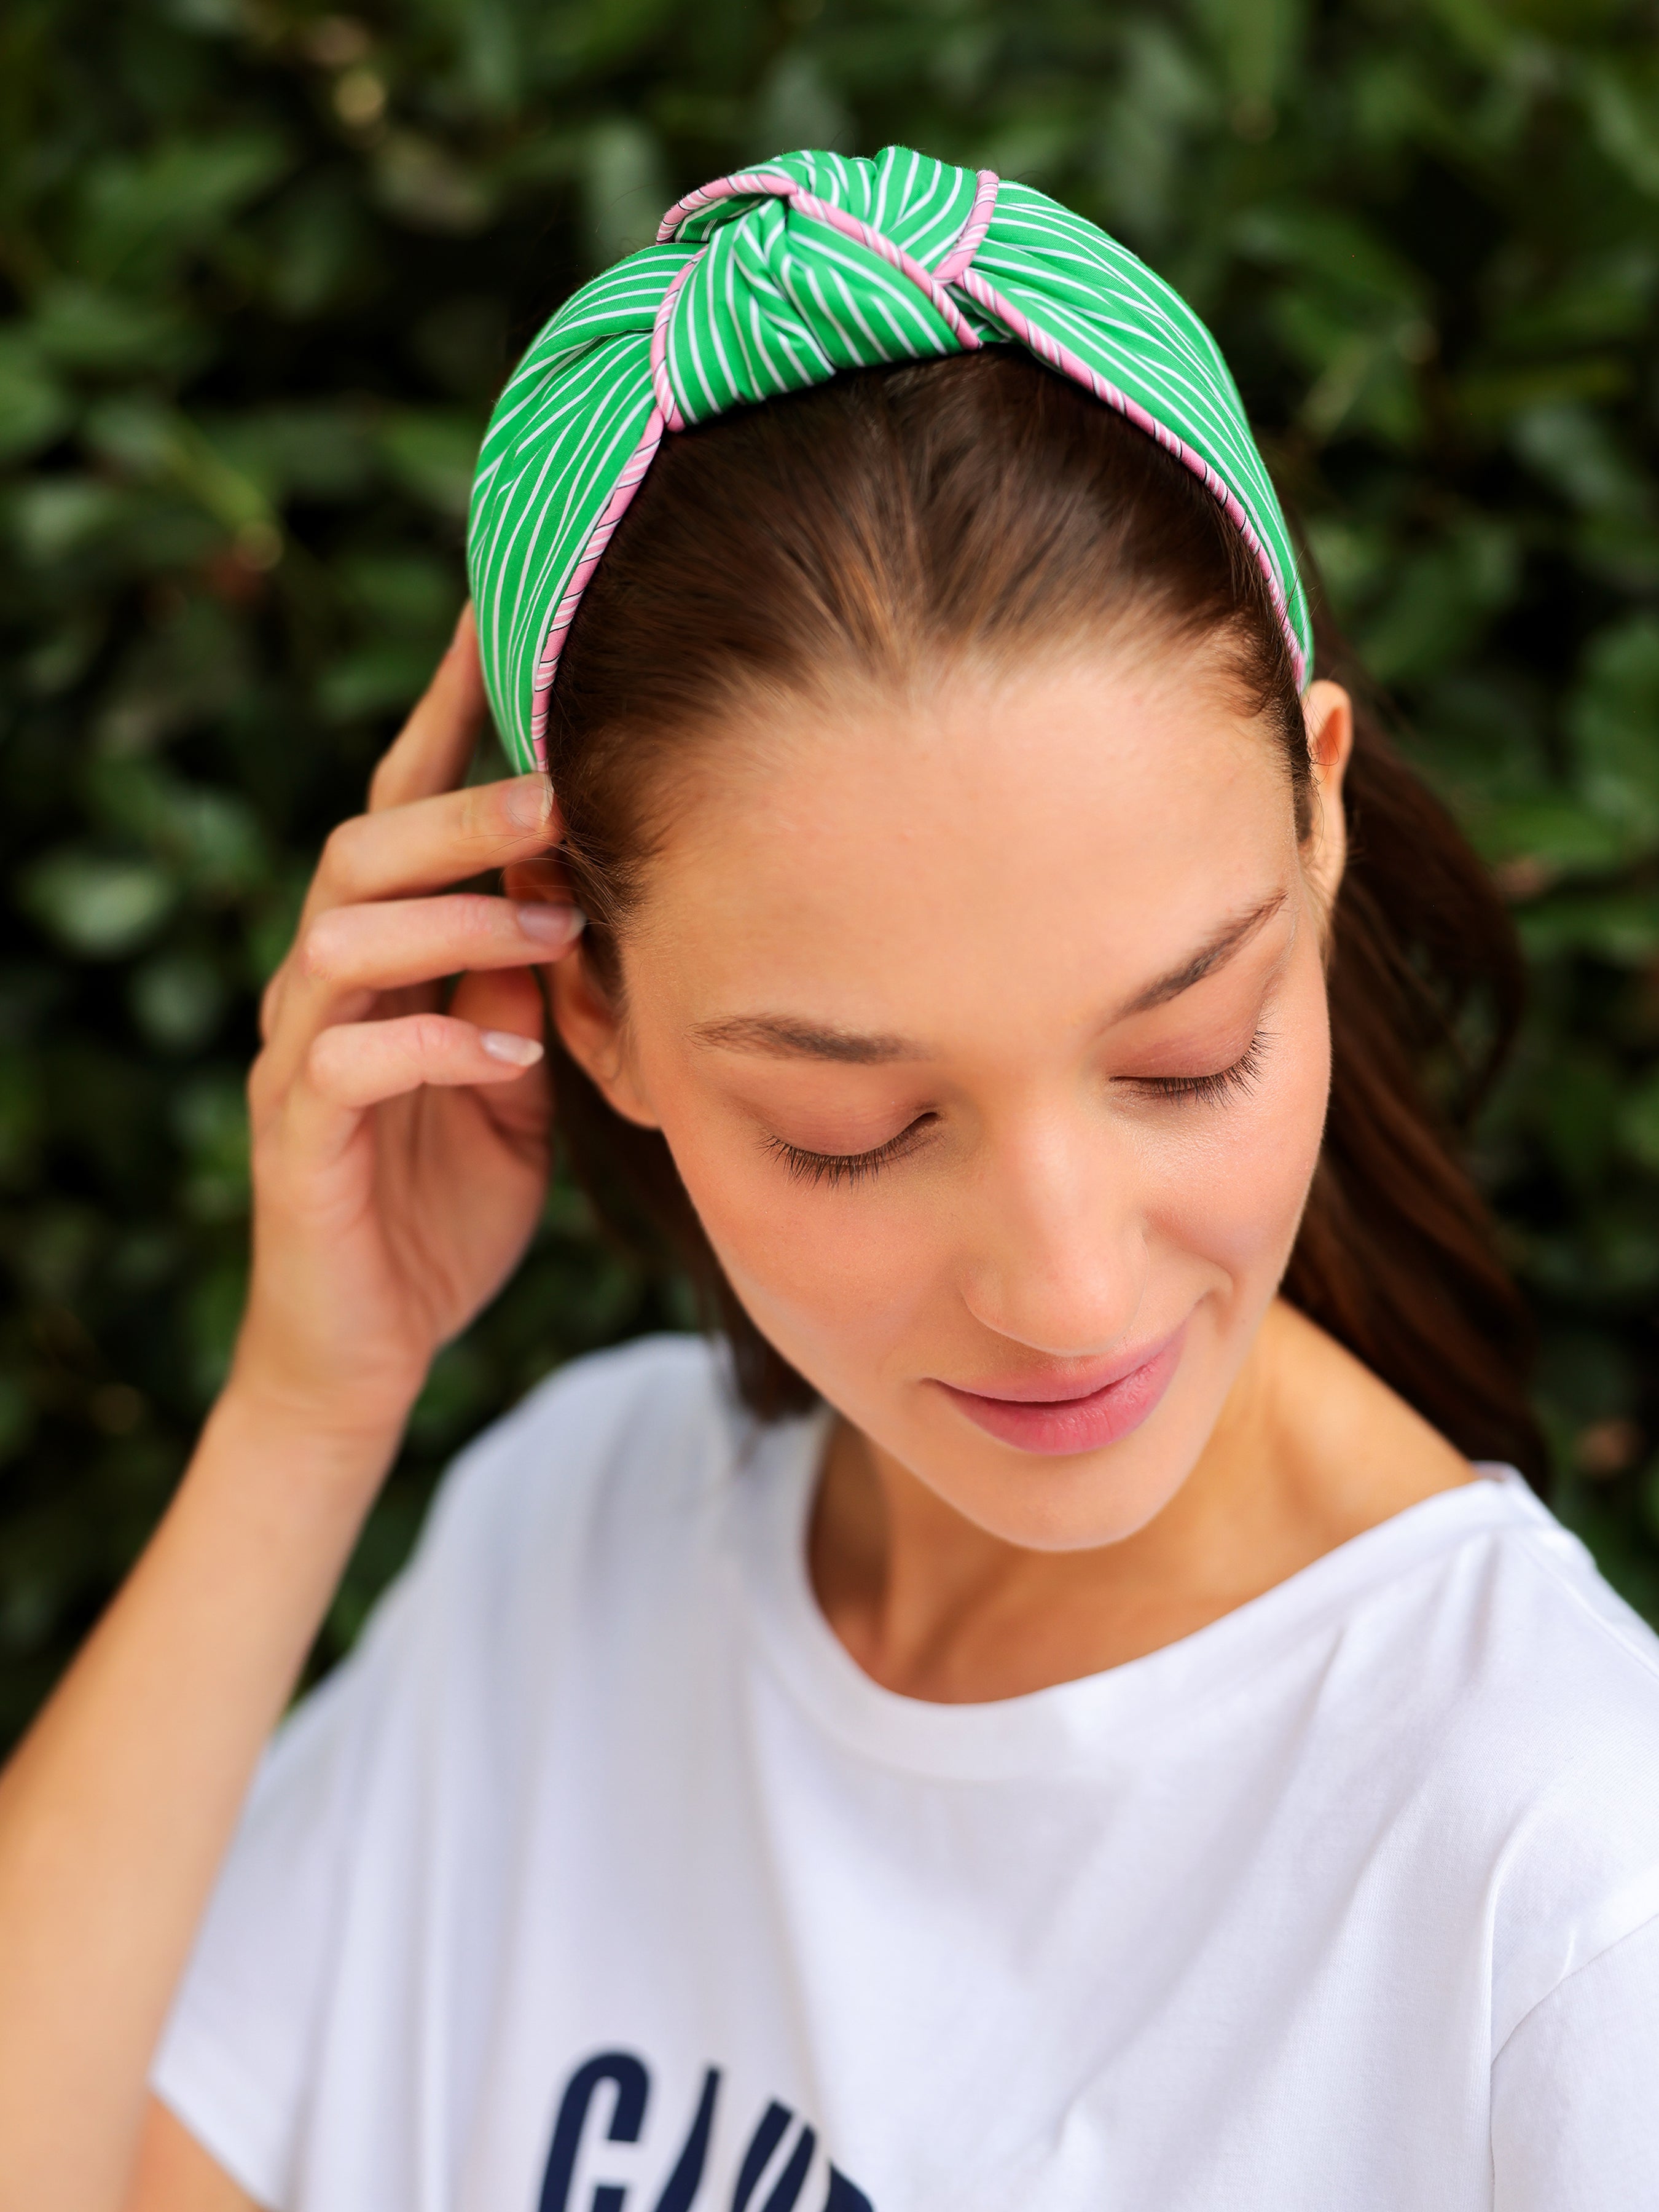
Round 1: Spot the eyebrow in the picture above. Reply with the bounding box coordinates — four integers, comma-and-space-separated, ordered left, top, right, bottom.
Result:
691, 893, 1288, 1064
691, 1014, 917, 1064
1116, 892, 1287, 1016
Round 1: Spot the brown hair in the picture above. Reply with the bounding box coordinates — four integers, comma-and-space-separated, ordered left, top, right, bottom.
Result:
544, 348, 1546, 1486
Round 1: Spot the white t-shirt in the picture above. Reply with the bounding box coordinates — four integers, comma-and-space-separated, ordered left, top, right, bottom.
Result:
154, 1335, 1659, 2211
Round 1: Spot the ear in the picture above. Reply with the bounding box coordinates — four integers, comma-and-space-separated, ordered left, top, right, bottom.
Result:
1300, 679, 1353, 916
547, 947, 663, 1131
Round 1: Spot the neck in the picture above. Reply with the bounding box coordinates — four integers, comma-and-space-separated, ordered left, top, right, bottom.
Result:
807, 1298, 1472, 1703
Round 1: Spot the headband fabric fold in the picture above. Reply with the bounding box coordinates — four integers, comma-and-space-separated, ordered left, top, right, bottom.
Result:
468, 145, 1311, 774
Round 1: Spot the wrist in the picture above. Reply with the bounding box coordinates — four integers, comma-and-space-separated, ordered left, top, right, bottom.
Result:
205, 1364, 411, 1496
220, 1305, 430, 1456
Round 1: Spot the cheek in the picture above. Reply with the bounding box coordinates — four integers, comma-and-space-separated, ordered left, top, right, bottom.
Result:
1148, 976, 1331, 1290
661, 1097, 941, 1368
640, 963, 1333, 1373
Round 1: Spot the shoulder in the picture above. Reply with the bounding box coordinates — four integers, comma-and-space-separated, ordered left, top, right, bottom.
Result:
1459, 1479, 1659, 1730
1403, 1480, 1659, 2041
234, 1335, 753, 1834
413, 1330, 745, 1580
284, 1333, 764, 1792
1395, 1477, 1659, 1799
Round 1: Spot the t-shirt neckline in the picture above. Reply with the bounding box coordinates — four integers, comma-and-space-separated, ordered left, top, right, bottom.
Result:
729, 1407, 1545, 1781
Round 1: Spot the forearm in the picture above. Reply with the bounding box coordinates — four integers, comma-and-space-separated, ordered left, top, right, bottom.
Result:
0, 1383, 401, 2212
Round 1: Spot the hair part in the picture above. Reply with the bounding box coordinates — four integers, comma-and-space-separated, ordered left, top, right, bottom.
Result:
544, 348, 1544, 1484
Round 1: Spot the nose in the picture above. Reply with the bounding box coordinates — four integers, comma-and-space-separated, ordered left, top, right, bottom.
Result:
956, 1111, 1148, 1359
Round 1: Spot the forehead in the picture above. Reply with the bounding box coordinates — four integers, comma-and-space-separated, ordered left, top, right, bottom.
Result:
629, 654, 1300, 1036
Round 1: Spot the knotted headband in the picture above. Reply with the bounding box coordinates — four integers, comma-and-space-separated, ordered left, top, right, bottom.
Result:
468, 146, 1312, 775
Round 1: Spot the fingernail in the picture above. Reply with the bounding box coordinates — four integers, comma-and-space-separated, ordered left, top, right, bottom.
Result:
480, 1029, 544, 1067
514, 901, 583, 946
504, 776, 554, 832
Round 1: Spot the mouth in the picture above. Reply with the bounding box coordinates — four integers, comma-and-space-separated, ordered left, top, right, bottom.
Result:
932, 1328, 1186, 1457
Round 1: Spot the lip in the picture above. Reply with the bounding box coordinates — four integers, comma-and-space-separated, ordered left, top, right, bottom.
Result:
932, 1327, 1186, 1457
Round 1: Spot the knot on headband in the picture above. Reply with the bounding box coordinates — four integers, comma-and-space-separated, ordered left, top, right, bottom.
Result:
468, 146, 1311, 774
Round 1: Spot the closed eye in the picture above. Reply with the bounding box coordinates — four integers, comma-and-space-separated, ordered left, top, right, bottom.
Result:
764, 1032, 1270, 1190
764, 1115, 939, 1188
1118, 1027, 1271, 1106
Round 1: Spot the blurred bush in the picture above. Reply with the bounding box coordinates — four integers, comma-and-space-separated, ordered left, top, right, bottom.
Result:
3, 0, 1659, 1742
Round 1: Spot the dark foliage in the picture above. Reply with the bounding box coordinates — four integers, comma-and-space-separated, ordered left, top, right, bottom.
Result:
4, 0, 1659, 1745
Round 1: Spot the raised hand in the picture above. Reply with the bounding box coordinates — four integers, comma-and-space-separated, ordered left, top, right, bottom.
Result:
0, 610, 586, 2212
236, 606, 581, 1446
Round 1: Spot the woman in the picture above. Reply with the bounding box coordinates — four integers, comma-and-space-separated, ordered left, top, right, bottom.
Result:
2, 146, 1655, 2211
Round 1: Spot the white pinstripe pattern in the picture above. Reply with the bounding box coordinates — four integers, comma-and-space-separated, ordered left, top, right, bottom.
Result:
469, 146, 1311, 772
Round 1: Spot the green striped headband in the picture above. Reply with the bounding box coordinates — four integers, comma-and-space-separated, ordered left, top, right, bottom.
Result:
469, 146, 1312, 774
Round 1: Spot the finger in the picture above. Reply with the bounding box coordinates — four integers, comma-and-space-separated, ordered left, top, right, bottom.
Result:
304, 1011, 543, 1115
367, 605, 488, 814
304, 774, 560, 928
297, 894, 582, 998
449, 967, 551, 1131
449, 962, 547, 1038
261, 894, 578, 1096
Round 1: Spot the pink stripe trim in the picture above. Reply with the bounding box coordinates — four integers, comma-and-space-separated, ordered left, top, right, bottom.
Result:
934, 170, 1000, 285
777, 187, 983, 350
649, 251, 703, 433
657, 168, 796, 241
524, 158, 1302, 767
531, 162, 1008, 764
954, 267, 1306, 688
527, 406, 665, 769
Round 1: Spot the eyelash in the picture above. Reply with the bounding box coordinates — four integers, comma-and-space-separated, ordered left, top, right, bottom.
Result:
766, 1030, 1272, 1190
1126, 1026, 1272, 1108
765, 1120, 936, 1189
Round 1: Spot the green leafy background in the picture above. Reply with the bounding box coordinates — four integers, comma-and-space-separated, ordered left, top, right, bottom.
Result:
5, 0, 1659, 1744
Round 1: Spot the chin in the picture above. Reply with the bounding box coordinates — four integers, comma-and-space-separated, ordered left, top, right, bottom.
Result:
911, 1419, 1204, 1553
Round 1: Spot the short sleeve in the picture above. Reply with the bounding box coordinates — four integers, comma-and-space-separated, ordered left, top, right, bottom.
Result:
143, 1338, 724, 2210
1491, 1912, 1659, 2211
149, 1576, 418, 2209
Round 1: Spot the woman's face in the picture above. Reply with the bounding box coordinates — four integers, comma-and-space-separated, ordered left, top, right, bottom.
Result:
554, 648, 1352, 1551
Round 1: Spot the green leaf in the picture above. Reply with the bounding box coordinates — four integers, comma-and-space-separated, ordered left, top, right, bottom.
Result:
84, 396, 278, 541
1356, 521, 1520, 684
1518, 890, 1659, 965
258, 177, 374, 320
0, 336, 71, 464
318, 641, 442, 723
373, 134, 498, 236
28, 283, 202, 378
1568, 616, 1659, 842
376, 408, 484, 517
76, 130, 292, 280
0, 1054, 44, 1188
1193, 0, 1308, 104
1581, 57, 1659, 198
83, 759, 270, 899
1532, 1048, 1625, 1188
1488, 248, 1659, 355
1470, 796, 1633, 878
1237, 206, 1424, 308
1620, 1070, 1659, 1175
19, 852, 178, 959
749, 56, 853, 163
197, 405, 375, 505
1510, 404, 1649, 521
1455, 356, 1633, 429
171, 1075, 250, 1223
337, 551, 458, 637
6, 477, 132, 564
128, 952, 229, 1053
